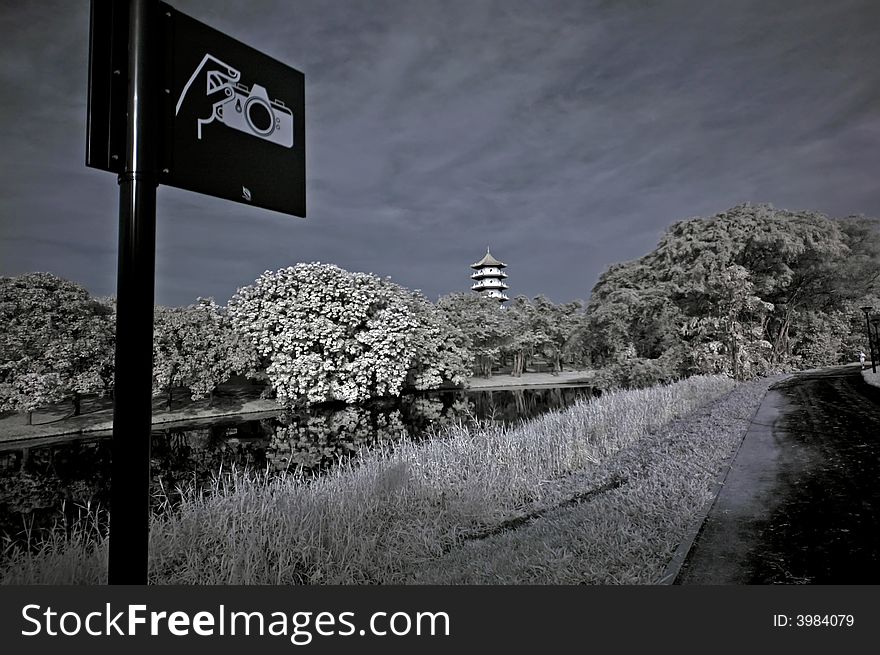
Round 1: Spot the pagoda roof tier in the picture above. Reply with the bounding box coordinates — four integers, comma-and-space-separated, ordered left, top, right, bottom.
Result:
471, 270, 508, 280
472, 281, 509, 291
470, 249, 506, 269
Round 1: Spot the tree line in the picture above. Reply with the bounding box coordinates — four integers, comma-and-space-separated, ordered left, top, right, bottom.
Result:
584, 203, 880, 387
2, 203, 879, 418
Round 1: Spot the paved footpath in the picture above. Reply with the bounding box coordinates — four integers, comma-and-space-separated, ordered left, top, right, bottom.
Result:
674, 365, 880, 584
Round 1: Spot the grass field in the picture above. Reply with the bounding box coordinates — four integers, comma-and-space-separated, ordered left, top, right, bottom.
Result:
1, 373, 773, 584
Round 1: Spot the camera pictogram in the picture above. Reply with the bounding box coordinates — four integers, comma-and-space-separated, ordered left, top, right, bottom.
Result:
176, 54, 294, 148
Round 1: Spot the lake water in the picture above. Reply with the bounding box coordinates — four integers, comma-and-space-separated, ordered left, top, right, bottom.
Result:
0, 385, 595, 543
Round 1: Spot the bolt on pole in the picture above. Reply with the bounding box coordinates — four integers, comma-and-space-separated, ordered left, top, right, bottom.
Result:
109, 0, 158, 585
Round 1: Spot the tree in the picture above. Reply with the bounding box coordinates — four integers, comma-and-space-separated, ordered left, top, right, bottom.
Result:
152, 305, 190, 408
0, 273, 115, 423
180, 298, 259, 403
501, 296, 540, 377
228, 264, 469, 405
679, 264, 774, 378
402, 292, 472, 390
586, 204, 880, 381
152, 299, 258, 409
583, 257, 688, 368
529, 295, 585, 374
0, 369, 66, 424
437, 292, 510, 377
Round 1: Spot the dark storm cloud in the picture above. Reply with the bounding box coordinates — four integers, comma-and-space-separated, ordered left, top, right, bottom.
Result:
2, 0, 879, 306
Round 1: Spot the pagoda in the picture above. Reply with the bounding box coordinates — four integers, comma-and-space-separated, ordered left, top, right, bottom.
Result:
470, 248, 509, 302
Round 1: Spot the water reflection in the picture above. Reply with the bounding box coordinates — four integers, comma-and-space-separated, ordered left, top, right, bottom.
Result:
0, 386, 593, 543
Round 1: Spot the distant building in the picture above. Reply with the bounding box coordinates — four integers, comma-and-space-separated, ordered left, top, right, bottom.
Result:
470, 248, 509, 302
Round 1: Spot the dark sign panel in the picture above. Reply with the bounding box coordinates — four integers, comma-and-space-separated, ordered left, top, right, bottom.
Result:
86, 0, 129, 174
87, 0, 306, 217
159, 4, 305, 217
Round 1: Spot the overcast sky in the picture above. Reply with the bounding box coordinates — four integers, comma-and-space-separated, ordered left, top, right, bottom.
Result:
1, 0, 879, 307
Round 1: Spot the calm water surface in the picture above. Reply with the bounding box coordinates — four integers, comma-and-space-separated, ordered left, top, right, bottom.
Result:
0, 386, 594, 542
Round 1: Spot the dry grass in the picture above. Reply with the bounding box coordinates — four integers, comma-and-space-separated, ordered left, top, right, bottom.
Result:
0, 374, 745, 584
409, 378, 775, 583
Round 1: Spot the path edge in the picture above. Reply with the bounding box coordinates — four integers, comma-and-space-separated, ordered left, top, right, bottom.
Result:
654, 374, 791, 585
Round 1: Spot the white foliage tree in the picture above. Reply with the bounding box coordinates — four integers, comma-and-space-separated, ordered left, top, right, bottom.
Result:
0, 273, 115, 423
153, 298, 258, 408
228, 264, 470, 405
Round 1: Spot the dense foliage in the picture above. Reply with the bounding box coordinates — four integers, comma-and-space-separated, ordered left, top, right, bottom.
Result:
437, 292, 511, 376
0, 273, 115, 422
227, 264, 471, 405
507, 295, 585, 376
152, 298, 259, 408
438, 292, 587, 377
6, 202, 875, 414
585, 203, 880, 381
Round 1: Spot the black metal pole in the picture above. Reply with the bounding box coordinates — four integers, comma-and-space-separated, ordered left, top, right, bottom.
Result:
109, 0, 157, 585
869, 316, 880, 373
862, 307, 876, 375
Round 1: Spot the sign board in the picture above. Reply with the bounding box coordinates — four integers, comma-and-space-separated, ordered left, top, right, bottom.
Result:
159, 5, 305, 216
87, 0, 306, 217
86, 0, 129, 175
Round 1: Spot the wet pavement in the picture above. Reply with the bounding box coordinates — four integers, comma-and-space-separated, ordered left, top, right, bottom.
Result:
675, 365, 880, 584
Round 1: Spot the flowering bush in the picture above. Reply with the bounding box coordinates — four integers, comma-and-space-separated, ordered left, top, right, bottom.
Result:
228, 264, 470, 405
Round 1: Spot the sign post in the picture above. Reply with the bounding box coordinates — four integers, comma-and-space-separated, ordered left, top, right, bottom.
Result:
108, 0, 158, 585
88, 0, 305, 584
